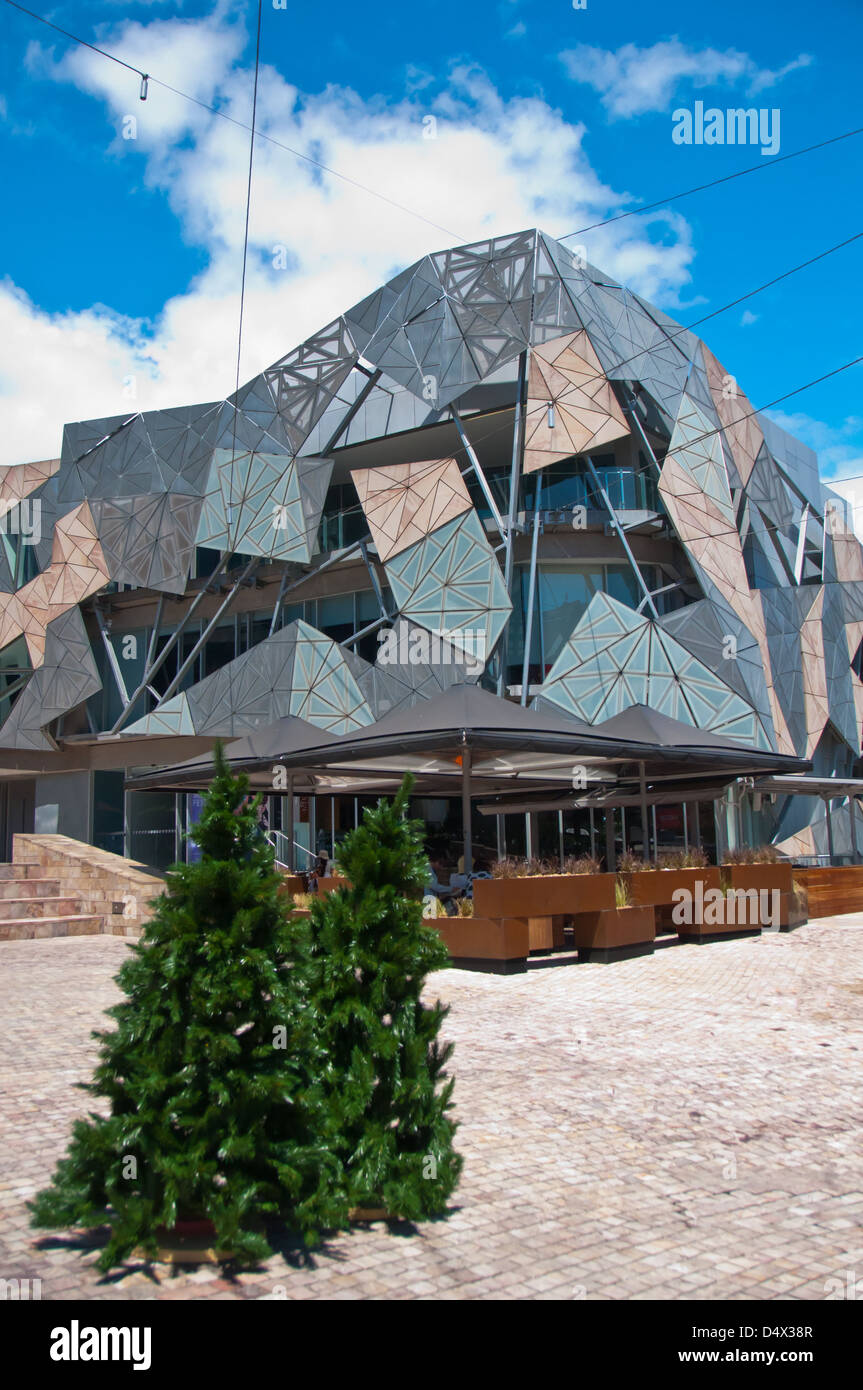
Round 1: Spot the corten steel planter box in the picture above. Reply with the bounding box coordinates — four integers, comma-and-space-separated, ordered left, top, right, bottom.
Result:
676, 915, 763, 943
433, 916, 530, 974
722, 863, 793, 896
572, 905, 655, 963
624, 867, 721, 908
676, 885, 784, 941
278, 873, 306, 896
316, 875, 350, 895
526, 914, 567, 954
682, 862, 793, 937
473, 873, 615, 920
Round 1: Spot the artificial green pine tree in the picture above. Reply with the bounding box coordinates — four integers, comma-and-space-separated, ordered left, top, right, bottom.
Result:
30, 745, 345, 1270
307, 773, 462, 1219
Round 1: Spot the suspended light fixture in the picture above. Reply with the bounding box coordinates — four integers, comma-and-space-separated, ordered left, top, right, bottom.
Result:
139, 74, 149, 101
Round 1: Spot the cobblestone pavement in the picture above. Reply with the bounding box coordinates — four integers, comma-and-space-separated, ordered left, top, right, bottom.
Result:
1, 922, 862, 1300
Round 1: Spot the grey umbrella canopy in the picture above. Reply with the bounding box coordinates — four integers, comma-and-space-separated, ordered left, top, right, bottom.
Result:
127, 689, 809, 791
125, 689, 811, 873
291, 682, 611, 762
126, 714, 342, 790
590, 704, 807, 771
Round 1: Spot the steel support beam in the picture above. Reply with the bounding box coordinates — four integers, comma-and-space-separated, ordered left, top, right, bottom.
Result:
637, 579, 684, 614
360, 540, 388, 619
341, 613, 390, 650
451, 408, 506, 534
95, 607, 130, 707
794, 503, 811, 585
497, 349, 528, 695
268, 565, 292, 637
110, 555, 232, 733
0, 673, 32, 707
520, 471, 542, 706
623, 389, 664, 487
583, 454, 659, 619
157, 557, 259, 707
320, 368, 382, 456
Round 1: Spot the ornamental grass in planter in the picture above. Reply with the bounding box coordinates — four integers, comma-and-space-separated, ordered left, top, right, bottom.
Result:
617, 848, 720, 913
490, 854, 601, 878
477, 854, 613, 918
720, 846, 792, 901
573, 894, 656, 961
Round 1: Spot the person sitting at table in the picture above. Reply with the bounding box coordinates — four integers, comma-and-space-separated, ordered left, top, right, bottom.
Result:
425, 855, 453, 901
309, 849, 332, 891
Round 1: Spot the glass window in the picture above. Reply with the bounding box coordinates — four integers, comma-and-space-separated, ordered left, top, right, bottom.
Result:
202, 621, 236, 678
605, 565, 642, 611
357, 589, 381, 623
537, 565, 604, 671
317, 481, 366, 552
0, 635, 30, 720
465, 467, 511, 520
279, 601, 305, 630
93, 770, 125, 856
508, 568, 543, 685
126, 790, 177, 871
317, 593, 354, 643
177, 626, 203, 692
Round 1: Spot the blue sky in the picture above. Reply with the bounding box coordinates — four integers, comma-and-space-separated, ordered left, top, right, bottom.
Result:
0, 0, 861, 477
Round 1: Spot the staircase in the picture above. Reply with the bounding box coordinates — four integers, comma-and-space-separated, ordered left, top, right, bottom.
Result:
0, 834, 165, 941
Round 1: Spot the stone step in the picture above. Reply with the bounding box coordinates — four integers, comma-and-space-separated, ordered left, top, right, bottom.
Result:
15, 866, 161, 894
7, 835, 165, 936
0, 878, 62, 899
0, 914, 103, 940
0, 863, 54, 880
0, 896, 83, 920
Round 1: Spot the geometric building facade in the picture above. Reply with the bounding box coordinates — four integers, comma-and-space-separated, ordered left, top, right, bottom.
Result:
1, 227, 861, 865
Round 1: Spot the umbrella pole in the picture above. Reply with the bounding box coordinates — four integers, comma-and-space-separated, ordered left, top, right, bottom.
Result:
462, 746, 473, 876
286, 775, 294, 872
604, 806, 616, 873
824, 795, 835, 865
639, 761, 650, 863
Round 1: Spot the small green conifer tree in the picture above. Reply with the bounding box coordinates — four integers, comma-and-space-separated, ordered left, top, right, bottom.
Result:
306, 774, 462, 1219
30, 745, 343, 1269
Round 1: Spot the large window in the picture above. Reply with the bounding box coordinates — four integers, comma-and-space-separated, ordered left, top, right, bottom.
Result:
317, 481, 369, 552
93, 770, 125, 856
508, 561, 670, 686
0, 635, 31, 721
523, 454, 659, 514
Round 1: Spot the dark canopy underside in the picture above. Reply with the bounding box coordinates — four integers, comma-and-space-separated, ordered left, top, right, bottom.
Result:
125, 686, 810, 799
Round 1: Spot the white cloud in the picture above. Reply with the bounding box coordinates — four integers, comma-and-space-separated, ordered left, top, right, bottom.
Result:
560, 39, 813, 118
740, 309, 759, 326
765, 409, 863, 481
1, 17, 702, 467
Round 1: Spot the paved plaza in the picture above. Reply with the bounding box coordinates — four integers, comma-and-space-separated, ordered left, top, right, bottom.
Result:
1, 922, 862, 1300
